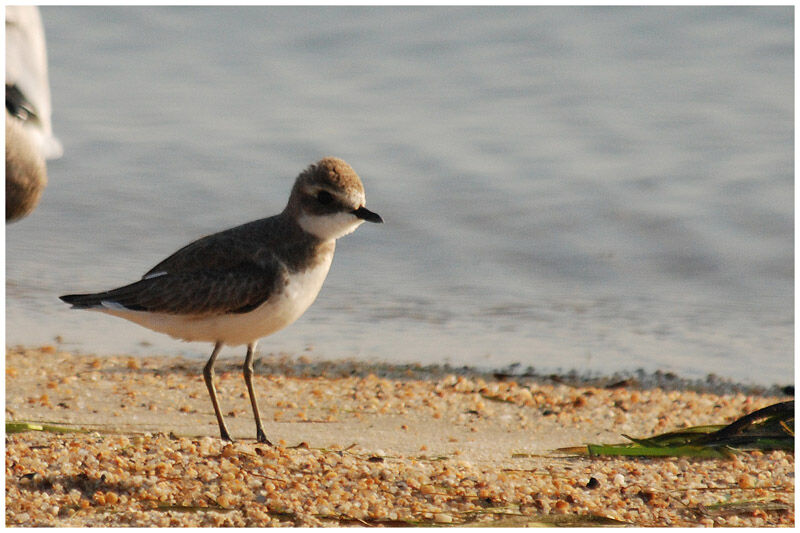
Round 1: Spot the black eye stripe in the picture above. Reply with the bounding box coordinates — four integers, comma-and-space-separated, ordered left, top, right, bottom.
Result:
316, 190, 334, 205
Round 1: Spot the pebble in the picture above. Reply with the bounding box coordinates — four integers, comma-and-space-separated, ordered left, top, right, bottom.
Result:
4, 346, 794, 527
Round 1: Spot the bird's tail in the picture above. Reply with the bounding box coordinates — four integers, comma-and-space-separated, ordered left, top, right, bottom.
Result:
59, 293, 104, 309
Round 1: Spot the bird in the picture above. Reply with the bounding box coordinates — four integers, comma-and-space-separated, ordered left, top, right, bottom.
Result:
6, 6, 63, 222
60, 157, 382, 444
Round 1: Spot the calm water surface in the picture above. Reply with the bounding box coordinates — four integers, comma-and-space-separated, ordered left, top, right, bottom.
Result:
6, 7, 794, 386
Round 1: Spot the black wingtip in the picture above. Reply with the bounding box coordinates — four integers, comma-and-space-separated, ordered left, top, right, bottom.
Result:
60, 294, 79, 304
60, 293, 97, 309
6, 83, 38, 122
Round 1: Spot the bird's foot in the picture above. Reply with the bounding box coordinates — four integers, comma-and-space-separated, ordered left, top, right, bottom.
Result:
256, 428, 272, 446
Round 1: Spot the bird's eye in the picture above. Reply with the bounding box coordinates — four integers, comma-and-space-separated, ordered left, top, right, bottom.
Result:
316, 190, 334, 205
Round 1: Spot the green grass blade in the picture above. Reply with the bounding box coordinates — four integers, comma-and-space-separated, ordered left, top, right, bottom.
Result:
582, 401, 793, 458
587, 443, 731, 458
5, 421, 89, 434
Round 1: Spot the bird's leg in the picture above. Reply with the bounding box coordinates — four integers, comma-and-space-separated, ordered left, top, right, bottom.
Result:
203, 342, 232, 441
243, 342, 272, 445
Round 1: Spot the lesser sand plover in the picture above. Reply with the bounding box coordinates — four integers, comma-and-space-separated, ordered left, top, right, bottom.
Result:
60, 157, 382, 443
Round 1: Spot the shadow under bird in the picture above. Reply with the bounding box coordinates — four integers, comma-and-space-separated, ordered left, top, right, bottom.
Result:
60, 157, 382, 444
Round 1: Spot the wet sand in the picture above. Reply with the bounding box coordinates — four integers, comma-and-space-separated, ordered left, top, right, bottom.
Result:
5, 345, 794, 526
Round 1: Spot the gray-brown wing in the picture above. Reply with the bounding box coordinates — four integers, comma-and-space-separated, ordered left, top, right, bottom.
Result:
142, 217, 276, 278
61, 260, 286, 316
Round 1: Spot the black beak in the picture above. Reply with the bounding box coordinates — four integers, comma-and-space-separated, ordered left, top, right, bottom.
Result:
352, 206, 383, 224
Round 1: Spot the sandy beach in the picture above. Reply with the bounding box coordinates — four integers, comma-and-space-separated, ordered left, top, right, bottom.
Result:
5, 345, 794, 526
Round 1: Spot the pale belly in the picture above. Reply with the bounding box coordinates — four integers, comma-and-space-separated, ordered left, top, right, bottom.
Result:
99, 256, 333, 346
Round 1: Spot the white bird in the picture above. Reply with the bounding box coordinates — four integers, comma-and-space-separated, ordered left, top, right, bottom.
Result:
6, 6, 62, 222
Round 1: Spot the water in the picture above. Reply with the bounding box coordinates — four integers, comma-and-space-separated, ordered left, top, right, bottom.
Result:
6, 6, 793, 386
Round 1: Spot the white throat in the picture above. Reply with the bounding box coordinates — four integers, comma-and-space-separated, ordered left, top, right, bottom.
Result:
298, 211, 364, 241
